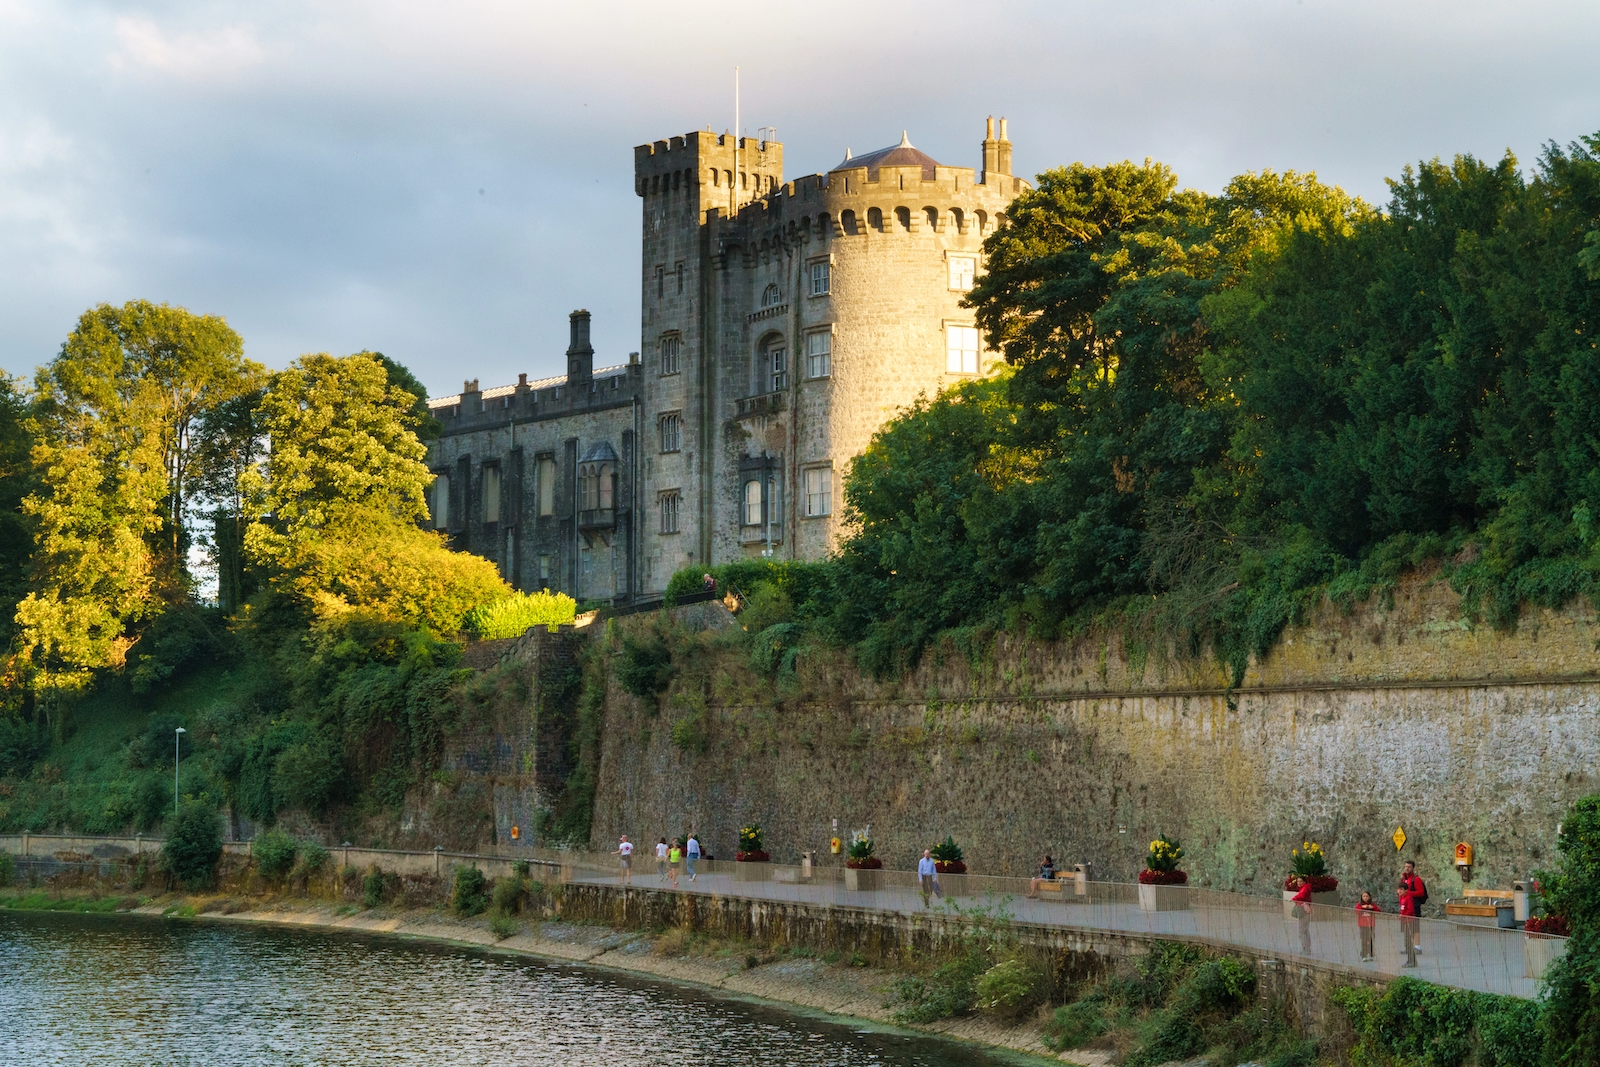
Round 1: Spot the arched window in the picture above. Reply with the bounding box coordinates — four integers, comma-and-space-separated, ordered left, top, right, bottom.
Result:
762, 283, 782, 307
895, 206, 911, 231
710, 167, 720, 186
577, 442, 619, 513
924, 206, 939, 230
867, 206, 883, 232
744, 479, 763, 526
975, 209, 989, 235
950, 207, 965, 233
840, 209, 858, 235
760, 335, 788, 392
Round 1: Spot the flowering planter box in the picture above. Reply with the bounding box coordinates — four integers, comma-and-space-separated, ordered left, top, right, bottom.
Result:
1282, 889, 1340, 920
844, 867, 882, 892
734, 861, 771, 883
1138, 884, 1190, 912
1525, 935, 1568, 979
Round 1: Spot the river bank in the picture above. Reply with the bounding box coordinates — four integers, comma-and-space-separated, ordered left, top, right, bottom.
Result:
0, 888, 1073, 1065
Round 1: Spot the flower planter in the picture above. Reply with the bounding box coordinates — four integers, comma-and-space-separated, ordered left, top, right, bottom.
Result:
1525, 935, 1568, 979
735, 861, 771, 883
1282, 889, 1340, 920
1138, 884, 1190, 912
844, 867, 882, 892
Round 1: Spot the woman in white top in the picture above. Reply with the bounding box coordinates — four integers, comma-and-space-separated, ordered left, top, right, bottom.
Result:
656, 838, 669, 881
615, 836, 634, 885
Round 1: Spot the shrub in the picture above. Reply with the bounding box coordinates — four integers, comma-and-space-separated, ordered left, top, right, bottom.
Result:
299, 841, 329, 873
616, 633, 672, 697
891, 952, 988, 1023
464, 590, 577, 639
974, 957, 1042, 1019
253, 829, 298, 881
489, 913, 519, 940
272, 734, 343, 816
0, 849, 13, 887
490, 875, 525, 916
362, 867, 386, 908
452, 865, 488, 917
160, 800, 223, 890
1538, 793, 1600, 1065
1044, 998, 1110, 1050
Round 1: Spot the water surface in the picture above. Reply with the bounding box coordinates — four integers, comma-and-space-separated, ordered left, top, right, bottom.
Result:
0, 911, 1014, 1066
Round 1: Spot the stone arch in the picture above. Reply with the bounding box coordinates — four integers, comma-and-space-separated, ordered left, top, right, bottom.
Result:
840, 209, 858, 235
867, 207, 883, 232
710, 167, 721, 186
817, 212, 831, 238
895, 206, 912, 231
951, 207, 965, 233
924, 206, 939, 230
975, 208, 989, 234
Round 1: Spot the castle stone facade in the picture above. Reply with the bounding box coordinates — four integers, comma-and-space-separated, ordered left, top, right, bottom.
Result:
426, 118, 1027, 602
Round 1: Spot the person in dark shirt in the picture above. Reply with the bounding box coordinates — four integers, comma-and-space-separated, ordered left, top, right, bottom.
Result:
1026, 855, 1057, 899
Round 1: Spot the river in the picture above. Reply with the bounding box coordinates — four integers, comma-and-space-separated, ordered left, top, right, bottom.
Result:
0, 912, 1020, 1066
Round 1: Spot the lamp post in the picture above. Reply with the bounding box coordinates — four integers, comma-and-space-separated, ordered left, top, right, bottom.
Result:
174, 727, 186, 815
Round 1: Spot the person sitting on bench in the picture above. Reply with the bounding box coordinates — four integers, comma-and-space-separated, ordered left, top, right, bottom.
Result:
1027, 855, 1057, 898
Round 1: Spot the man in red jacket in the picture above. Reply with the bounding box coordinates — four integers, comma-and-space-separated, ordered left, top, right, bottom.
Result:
1401, 861, 1427, 955
1398, 881, 1420, 968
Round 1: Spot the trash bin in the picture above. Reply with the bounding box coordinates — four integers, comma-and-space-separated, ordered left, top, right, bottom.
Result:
1514, 880, 1531, 922
1497, 901, 1518, 929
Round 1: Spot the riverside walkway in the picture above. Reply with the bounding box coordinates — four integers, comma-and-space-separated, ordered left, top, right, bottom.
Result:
529, 851, 1550, 999
2, 833, 1556, 998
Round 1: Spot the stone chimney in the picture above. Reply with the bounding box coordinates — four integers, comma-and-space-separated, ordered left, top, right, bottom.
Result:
981, 115, 1012, 183
566, 309, 594, 386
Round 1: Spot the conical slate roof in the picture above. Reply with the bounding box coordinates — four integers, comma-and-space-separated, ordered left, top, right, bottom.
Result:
834, 131, 940, 180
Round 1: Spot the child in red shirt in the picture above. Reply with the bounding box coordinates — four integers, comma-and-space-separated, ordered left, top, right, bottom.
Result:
1355, 891, 1381, 962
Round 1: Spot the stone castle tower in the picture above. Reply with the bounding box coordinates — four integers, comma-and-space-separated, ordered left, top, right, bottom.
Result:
425, 118, 1027, 602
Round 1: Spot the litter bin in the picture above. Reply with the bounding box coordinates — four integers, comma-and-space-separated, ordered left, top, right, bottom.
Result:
1497, 901, 1518, 929
1514, 880, 1532, 922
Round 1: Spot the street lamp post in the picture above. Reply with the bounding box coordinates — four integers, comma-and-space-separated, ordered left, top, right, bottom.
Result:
174, 727, 186, 815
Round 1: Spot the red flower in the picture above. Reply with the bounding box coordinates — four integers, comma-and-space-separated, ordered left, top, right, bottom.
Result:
845, 857, 883, 869
1526, 915, 1571, 937
735, 850, 770, 863
934, 860, 967, 874
1139, 869, 1189, 885
1283, 875, 1339, 893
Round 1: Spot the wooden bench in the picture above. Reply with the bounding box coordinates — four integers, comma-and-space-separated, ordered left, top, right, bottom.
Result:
1034, 867, 1088, 899
1445, 889, 1514, 918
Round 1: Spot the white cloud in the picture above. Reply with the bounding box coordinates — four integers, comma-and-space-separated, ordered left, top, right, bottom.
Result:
112, 16, 264, 81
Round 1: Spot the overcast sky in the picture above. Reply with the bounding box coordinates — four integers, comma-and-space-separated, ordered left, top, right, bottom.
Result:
2, 1, 1596, 399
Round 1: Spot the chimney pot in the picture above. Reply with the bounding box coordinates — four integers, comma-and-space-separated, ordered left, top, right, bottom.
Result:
518, 372, 528, 386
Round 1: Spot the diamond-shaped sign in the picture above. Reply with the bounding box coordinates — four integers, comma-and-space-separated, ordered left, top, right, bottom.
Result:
1393, 826, 1407, 851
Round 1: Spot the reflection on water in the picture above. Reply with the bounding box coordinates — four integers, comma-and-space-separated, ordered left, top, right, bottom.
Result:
0, 912, 1009, 1066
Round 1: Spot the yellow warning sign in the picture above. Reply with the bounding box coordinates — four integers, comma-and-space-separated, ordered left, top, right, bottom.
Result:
1392, 826, 1407, 851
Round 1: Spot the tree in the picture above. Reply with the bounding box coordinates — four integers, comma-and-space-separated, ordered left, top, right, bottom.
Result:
191, 390, 265, 612
245, 352, 507, 630
13, 301, 260, 696
159, 798, 223, 890
0, 377, 36, 648
371, 352, 442, 442
1538, 794, 1600, 1065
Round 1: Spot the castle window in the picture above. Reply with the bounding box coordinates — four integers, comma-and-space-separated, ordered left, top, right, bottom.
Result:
659, 490, 681, 534
767, 340, 787, 392
656, 265, 665, 299
538, 553, 551, 585
806, 331, 832, 378
867, 207, 883, 232
482, 464, 501, 524
761, 283, 782, 308
659, 334, 681, 375
580, 546, 591, 577
809, 260, 830, 296
951, 207, 965, 233
975, 209, 989, 235
805, 467, 832, 517
659, 412, 682, 453
841, 210, 858, 235
895, 206, 912, 231
743, 479, 763, 526
948, 256, 975, 291
430, 473, 450, 529
924, 207, 939, 230
710, 168, 720, 186
946, 324, 980, 374
676, 262, 684, 294
578, 461, 615, 510
536, 457, 556, 516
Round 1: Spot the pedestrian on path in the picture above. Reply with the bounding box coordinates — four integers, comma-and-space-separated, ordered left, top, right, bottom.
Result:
1290, 876, 1314, 954
1026, 855, 1056, 899
668, 839, 682, 888
686, 832, 700, 880
917, 849, 942, 907
656, 837, 669, 881
1398, 880, 1420, 968
1401, 861, 1427, 954
615, 835, 634, 885
1355, 891, 1381, 962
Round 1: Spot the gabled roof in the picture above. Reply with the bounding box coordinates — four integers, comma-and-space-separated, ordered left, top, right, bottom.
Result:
834, 131, 940, 181
579, 441, 618, 463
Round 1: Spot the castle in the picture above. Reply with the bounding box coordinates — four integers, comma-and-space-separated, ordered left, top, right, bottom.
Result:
424, 118, 1028, 602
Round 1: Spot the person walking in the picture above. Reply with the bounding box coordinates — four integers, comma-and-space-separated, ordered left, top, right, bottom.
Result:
614, 835, 634, 885
686, 832, 700, 881
656, 837, 670, 881
1290, 876, 1314, 954
1398, 880, 1419, 968
1400, 861, 1427, 954
1355, 891, 1381, 962
917, 849, 942, 907
668, 839, 682, 888
1026, 855, 1056, 899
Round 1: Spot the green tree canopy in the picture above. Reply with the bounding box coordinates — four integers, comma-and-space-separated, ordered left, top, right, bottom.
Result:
245, 351, 506, 631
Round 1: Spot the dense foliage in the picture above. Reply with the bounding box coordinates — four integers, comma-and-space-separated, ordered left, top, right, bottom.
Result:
464, 590, 577, 639
160, 799, 223, 890
1334, 977, 1543, 1067
1537, 795, 1600, 1065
